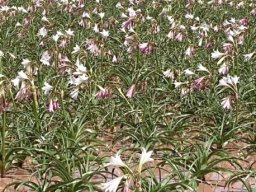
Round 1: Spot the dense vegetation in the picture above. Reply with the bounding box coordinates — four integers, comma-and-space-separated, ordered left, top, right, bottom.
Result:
0, 0, 256, 191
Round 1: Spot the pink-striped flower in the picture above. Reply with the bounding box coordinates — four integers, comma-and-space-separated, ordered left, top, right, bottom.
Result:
95, 87, 112, 99
221, 96, 232, 110
126, 84, 136, 98
48, 99, 60, 112
138, 42, 154, 55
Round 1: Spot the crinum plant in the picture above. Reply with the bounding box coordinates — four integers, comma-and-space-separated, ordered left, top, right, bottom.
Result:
100, 147, 154, 192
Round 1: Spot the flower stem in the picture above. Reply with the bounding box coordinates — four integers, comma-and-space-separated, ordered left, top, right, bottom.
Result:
31, 80, 39, 131
1, 111, 6, 178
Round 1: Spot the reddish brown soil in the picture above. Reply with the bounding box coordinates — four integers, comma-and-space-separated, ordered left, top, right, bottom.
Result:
0, 140, 255, 191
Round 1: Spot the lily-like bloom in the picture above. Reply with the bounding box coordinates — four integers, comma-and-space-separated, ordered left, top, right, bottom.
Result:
221, 96, 232, 110
48, 99, 59, 112
139, 148, 153, 165
11, 71, 29, 88
112, 55, 118, 63
52, 31, 63, 42
86, 39, 100, 56
74, 59, 87, 75
70, 88, 79, 100
126, 84, 136, 98
175, 32, 184, 42
185, 46, 195, 58
138, 148, 153, 173
95, 87, 112, 99
65, 28, 74, 36
15, 82, 32, 100
18, 71, 29, 80
163, 69, 175, 80
101, 176, 124, 192
219, 75, 239, 87
223, 43, 233, 54
244, 52, 255, 62
11, 77, 20, 88
69, 75, 88, 86
106, 153, 127, 168
40, 51, 51, 66
191, 76, 207, 91
197, 64, 209, 73
173, 81, 184, 88
37, 27, 47, 37
138, 42, 154, 55
0, 50, 3, 57
72, 44, 80, 54
184, 69, 194, 76
42, 82, 53, 95
100, 29, 109, 38
211, 49, 226, 59
218, 63, 229, 75
21, 59, 31, 68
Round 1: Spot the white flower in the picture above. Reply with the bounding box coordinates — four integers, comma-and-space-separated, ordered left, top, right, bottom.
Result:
41, 16, 49, 22
15, 22, 22, 27
112, 55, 118, 63
173, 81, 184, 88
69, 75, 88, 86
42, 82, 53, 95
40, 51, 51, 66
185, 13, 194, 19
219, 75, 239, 87
65, 28, 74, 36
197, 64, 209, 73
93, 24, 99, 33
100, 29, 109, 38
184, 46, 195, 57
52, 34, 60, 42
184, 69, 194, 76
221, 97, 232, 109
70, 88, 79, 99
72, 44, 80, 54
18, 71, 28, 80
106, 154, 127, 167
74, 59, 87, 75
82, 12, 91, 19
116, 2, 123, 9
218, 63, 229, 75
0, 50, 4, 57
11, 71, 28, 88
230, 75, 239, 85
163, 69, 175, 79
181, 87, 189, 97
11, 77, 20, 88
0, 6, 10, 12
120, 13, 128, 19
98, 12, 105, 19
243, 52, 255, 61
21, 59, 31, 68
17, 6, 28, 13
138, 148, 153, 172
167, 16, 174, 24
128, 7, 136, 17
38, 27, 48, 37
211, 50, 226, 59
52, 31, 63, 42
219, 77, 228, 87
100, 176, 124, 192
